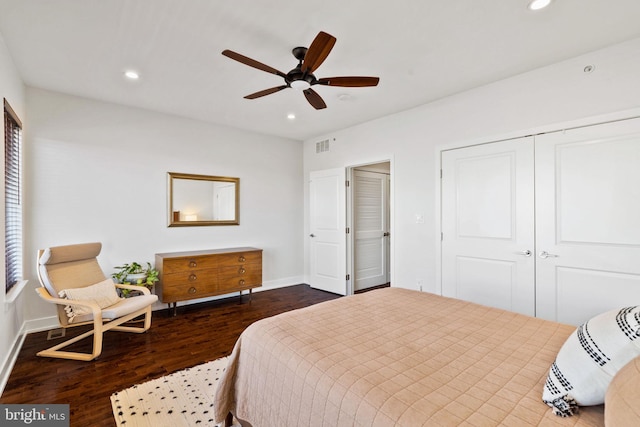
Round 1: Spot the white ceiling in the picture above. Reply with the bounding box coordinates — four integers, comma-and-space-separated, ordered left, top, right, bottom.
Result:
1, 0, 640, 141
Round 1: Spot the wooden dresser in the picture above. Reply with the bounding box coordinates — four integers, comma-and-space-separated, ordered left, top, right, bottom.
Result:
155, 247, 262, 315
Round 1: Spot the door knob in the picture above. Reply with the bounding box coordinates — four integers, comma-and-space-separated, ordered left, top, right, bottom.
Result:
383, 232, 390, 237
539, 251, 559, 259
515, 250, 532, 257
309, 233, 315, 238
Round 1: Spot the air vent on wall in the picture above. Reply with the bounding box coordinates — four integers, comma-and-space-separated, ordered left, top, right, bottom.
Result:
316, 139, 330, 153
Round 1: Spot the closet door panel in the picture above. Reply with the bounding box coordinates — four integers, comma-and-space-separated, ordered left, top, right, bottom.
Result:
536, 118, 640, 325
441, 137, 535, 315
555, 267, 640, 326
353, 170, 389, 291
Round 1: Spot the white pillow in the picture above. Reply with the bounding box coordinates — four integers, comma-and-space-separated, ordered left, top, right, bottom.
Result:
58, 278, 122, 323
542, 306, 640, 416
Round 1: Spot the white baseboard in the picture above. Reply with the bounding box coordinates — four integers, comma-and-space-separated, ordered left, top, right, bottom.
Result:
258, 276, 305, 291
0, 315, 59, 396
0, 331, 26, 397
23, 315, 60, 334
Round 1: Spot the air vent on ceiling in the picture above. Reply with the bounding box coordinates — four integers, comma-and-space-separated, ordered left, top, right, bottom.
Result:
315, 139, 330, 153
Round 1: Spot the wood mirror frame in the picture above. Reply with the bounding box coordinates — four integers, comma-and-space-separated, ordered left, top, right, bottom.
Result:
168, 172, 239, 227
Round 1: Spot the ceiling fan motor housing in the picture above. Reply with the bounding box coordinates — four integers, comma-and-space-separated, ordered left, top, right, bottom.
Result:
287, 47, 316, 87
286, 67, 316, 86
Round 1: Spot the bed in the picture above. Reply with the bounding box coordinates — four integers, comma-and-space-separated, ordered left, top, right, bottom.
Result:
214, 287, 605, 426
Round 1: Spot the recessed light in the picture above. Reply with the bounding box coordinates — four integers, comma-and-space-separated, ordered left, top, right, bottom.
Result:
124, 70, 140, 80
528, 0, 552, 10
287, 113, 296, 120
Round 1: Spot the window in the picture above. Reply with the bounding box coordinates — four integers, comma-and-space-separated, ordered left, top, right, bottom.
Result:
4, 99, 23, 294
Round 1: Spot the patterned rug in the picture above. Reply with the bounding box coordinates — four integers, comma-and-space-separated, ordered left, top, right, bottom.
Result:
110, 356, 232, 426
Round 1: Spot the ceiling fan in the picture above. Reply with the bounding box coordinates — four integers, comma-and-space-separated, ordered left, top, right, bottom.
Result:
222, 31, 379, 110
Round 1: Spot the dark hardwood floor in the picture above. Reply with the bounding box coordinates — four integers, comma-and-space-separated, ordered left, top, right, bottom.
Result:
0, 284, 340, 427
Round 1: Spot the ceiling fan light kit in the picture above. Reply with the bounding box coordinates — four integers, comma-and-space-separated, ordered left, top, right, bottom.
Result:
290, 80, 311, 91
124, 70, 140, 80
528, 0, 552, 11
222, 31, 380, 110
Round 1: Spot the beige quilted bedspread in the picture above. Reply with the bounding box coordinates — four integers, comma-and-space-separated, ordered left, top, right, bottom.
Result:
214, 288, 604, 426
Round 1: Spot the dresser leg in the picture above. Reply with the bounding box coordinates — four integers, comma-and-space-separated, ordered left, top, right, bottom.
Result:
167, 302, 177, 317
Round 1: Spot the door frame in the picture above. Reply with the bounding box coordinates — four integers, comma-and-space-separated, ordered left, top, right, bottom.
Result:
346, 159, 393, 295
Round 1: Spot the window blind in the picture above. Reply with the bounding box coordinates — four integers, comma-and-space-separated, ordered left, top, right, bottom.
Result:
4, 99, 22, 293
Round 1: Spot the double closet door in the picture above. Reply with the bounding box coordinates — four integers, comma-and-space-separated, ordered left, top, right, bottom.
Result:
441, 118, 640, 325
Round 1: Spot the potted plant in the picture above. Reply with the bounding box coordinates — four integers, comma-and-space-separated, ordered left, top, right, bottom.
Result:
111, 262, 159, 297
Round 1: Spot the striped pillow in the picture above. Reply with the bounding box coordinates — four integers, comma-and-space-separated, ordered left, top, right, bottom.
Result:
542, 306, 640, 416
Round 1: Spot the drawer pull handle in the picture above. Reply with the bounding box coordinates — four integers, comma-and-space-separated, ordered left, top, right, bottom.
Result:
239, 256, 246, 262
188, 287, 197, 294
189, 260, 197, 268
239, 267, 246, 274
189, 274, 197, 281
239, 279, 245, 286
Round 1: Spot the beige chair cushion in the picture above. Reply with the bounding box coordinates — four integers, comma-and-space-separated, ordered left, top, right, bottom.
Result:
39, 242, 102, 265
38, 242, 107, 302
58, 278, 122, 323
38, 242, 109, 326
605, 355, 640, 425
69, 293, 158, 324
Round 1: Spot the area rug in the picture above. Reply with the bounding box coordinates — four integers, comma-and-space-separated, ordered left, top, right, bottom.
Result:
111, 356, 233, 426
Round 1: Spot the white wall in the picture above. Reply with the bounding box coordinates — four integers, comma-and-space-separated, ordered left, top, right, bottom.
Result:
23, 88, 303, 325
0, 32, 26, 394
303, 37, 640, 294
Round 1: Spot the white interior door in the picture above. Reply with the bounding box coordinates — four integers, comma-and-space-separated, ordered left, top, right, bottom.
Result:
353, 170, 389, 291
441, 138, 536, 316
535, 119, 640, 325
213, 183, 235, 220
309, 168, 347, 295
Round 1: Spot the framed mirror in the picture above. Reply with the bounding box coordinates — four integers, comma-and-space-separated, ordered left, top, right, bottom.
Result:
168, 172, 239, 226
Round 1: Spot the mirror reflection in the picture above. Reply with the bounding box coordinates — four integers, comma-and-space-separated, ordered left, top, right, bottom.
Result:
168, 172, 239, 226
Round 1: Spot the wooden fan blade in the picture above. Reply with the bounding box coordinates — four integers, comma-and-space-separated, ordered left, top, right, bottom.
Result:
303, 88, 327, 110
244, 85, 289, 99
317, 76, 380, 87
222, 49, 287, 78
301, 31, 336, 74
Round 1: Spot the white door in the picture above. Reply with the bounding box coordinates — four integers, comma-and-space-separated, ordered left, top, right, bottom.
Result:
535, 119, 640, 325
309, 168, 347, 295
213, 183, 235, 220
441, 138, 536, 316
353, 170, 390, 291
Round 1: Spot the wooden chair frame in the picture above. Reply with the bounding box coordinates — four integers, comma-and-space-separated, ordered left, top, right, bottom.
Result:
35, 248, 155, 361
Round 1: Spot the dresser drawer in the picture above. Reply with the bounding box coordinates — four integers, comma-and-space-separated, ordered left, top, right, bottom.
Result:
161, 280, 218, 302
218, 263, 260, 278
217, 251, 261, 267
218, 264, 262, 291
162, 256, 219, 274
218, 274, 261, 292
162, 268, 218, 287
